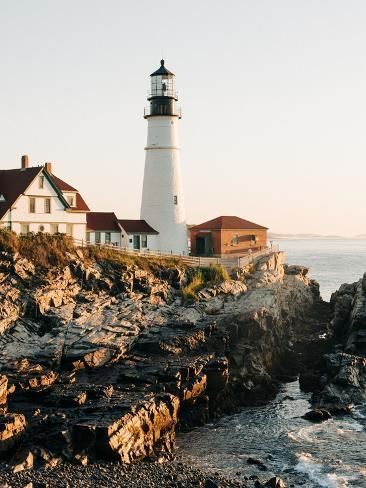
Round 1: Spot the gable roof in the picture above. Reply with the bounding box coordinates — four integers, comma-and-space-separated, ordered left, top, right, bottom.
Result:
190, 216, 268, 231
118, 219, 158, 235
48, 174, 89, 211
87, 212, 120, 232
0, 166, 90, 219
0, 167, 42, 219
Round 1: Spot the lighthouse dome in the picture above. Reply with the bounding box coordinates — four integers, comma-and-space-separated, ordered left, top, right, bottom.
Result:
150, 59, 175, 77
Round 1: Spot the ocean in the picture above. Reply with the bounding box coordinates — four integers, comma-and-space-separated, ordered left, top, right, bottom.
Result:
177, 239, 366, 487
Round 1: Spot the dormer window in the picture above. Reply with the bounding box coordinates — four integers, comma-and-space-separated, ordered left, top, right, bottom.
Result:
0, 194, 5, 202
39, 176, 44, 189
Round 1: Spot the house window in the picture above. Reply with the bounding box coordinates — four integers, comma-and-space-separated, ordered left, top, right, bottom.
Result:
29, 197, 36, 213
232, 234, 239, 246
174, 195, 178, 205
129, 238, 133, 244
141, 235, 148, 248
39, 176, 44, 189
20, 224, 30, 234
50, 224, 59, 234
105, 232, 111, 244
67, 196, 74, 207
95, 232, 101, 244
44, 198, 51, 214
86, 232, 91, 244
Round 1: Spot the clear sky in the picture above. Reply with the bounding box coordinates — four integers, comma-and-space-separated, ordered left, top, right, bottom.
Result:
1, 0, 366, 236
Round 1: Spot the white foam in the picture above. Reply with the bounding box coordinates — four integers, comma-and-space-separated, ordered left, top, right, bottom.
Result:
295, 452, 350, 488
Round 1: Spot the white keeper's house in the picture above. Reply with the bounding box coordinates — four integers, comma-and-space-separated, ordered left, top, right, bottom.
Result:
86, 212, 159, 251
0, 155, 89, 241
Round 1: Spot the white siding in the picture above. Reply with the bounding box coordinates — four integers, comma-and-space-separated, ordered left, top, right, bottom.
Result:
140, 115, 188, 254
0, 170, 87, 241
87, 231, 121, 246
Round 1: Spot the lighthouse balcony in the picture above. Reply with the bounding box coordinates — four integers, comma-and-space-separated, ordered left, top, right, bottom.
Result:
144, 105, 182, 118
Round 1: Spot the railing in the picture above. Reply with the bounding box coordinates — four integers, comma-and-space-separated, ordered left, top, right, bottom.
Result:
147, 89, 178, 99
72, 239, 280, 271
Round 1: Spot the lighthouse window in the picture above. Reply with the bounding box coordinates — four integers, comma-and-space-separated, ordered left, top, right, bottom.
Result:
174, 195, 178, 205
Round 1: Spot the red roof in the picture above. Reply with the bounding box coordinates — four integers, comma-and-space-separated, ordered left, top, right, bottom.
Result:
87, 212, 120, 231
49, 174, 78, 192
0, 166, 89, 218
118, 220, 158, 234
0, 167, 42, 219
48, 174, 90, 211
190, 216, 268, 231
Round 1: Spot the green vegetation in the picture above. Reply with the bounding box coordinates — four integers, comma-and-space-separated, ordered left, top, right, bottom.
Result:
182, 264, 230, 301
0, 229, 76, 268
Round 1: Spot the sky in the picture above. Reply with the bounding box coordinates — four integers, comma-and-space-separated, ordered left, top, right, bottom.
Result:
1, 0, 366, 236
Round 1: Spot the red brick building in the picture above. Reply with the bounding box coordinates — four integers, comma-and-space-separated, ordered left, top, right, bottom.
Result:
190, 216, 268, 256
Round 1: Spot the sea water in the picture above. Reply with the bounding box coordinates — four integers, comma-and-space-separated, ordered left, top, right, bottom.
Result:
177, 239, 366, 487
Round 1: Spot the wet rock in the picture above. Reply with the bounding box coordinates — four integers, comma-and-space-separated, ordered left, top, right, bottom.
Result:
303, 409, 332, 422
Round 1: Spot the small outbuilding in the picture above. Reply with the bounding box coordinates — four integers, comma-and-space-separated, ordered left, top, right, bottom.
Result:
190, 215, 268, 256
118, 220, 159, 251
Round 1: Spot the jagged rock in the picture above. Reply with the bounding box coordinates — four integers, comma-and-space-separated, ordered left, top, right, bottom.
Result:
0, 413, 26, 452
0, 248, 323, 467
12, 449, 34, 473
0, 375, 8, 405
264, 477, 287, 488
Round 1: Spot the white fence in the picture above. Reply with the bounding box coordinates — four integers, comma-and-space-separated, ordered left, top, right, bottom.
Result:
72, 239, 279, 272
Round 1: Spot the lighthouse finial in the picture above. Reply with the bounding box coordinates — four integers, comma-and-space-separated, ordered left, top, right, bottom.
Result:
161, 59, 165, 66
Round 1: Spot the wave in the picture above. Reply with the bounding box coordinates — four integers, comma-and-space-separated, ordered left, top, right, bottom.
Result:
295, 452, 351, 488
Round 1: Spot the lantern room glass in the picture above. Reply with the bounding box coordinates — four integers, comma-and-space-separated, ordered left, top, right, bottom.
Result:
151, 75, 176, 98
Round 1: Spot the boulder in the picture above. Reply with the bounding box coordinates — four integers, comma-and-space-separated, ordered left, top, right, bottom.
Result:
303, 409, 332, 422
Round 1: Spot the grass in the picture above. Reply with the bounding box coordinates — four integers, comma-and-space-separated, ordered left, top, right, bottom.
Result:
0, 229, 184, 272
182, 264, 230, 301
82, 245, 183, 273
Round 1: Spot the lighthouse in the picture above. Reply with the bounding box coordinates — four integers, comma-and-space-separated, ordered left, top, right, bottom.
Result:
140, 60, 188, 255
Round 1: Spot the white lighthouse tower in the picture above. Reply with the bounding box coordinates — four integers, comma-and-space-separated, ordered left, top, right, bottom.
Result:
140, 60, 188, 255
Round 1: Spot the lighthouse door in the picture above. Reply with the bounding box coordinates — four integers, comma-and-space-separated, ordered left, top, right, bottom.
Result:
133, 235, 141, 250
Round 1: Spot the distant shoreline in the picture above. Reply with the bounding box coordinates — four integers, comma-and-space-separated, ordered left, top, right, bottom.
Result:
269, 234, 366, 240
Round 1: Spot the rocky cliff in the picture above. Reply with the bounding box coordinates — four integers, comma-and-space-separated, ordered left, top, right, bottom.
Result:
305, 272, 366, 410
0, 247, 322, 471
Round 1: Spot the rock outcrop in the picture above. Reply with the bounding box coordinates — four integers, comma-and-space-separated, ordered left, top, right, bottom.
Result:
303, 272, 366, 410
0, 248, 322, 466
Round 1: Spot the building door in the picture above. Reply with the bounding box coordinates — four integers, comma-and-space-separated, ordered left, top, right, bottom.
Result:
196, 237, 205, 255
133, 235, 141, 250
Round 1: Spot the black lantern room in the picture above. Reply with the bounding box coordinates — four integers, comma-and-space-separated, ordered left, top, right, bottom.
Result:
145, 60, 180, 118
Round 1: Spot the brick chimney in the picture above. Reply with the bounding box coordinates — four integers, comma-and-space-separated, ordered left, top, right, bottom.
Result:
44, 162, 52, 174
21, 155, 29, 169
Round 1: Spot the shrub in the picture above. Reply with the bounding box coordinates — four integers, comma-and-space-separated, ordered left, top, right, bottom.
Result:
0, 229, 19, 253
18, 233, 75, 268
182, 264, 230, 301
